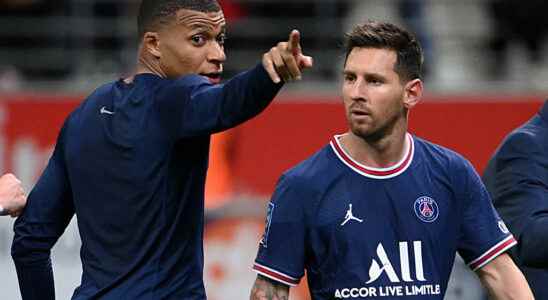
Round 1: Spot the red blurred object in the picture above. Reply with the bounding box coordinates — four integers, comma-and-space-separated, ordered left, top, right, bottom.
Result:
0, 94, 542, 198
218, 0, 247, 21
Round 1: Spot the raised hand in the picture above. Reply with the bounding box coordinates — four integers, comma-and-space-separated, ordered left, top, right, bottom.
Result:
263, 30, 314, 83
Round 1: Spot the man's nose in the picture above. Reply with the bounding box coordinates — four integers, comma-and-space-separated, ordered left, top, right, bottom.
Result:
208, 42, 226, 64
350, 79, 367, 102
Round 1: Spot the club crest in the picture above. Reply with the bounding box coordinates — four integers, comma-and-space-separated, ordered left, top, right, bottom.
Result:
414, 196, 439, 223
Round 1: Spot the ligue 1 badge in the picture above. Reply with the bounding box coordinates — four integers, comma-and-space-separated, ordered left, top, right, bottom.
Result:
414, 196, 439, 223
259, 202, 275, 248
498, 220, 510, 234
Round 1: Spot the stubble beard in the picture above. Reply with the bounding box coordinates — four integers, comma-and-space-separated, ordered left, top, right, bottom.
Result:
350, 108, 405, 144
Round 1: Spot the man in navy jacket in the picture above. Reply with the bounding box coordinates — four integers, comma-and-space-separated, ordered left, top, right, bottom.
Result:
483, 100, 548, 299
11, 0, 312, 299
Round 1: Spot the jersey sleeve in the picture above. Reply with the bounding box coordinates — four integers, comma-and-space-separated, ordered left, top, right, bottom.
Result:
253, 174, 307, 286
456, 158, 516, 271
156, 63, 283, 139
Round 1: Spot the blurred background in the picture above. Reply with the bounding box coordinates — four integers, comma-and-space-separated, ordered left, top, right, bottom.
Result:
0, 0, 545, 299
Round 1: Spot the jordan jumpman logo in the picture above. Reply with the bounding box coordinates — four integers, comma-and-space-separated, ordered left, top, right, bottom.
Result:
341, 204, 364, 226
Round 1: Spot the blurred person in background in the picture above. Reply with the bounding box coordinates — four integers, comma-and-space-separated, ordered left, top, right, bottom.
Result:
250, 21, 533, 300
0, 0, 69, 90
483, 100, 548, 299
0, 173, 26, 217
10, 0, 312, 299
486, 0, 548, 81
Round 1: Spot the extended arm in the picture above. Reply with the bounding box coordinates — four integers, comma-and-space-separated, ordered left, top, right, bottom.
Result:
11, 122, 75, 300
476, 253, 534, 299
250, 274, 290, 300
159, 30, 313, 138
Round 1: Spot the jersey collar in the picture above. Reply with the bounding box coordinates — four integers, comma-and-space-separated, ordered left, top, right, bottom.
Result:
330, 133, 414, 179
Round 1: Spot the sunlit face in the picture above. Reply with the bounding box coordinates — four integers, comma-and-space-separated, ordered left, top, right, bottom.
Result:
158, 9, 226, 83
342, 47, 407, 141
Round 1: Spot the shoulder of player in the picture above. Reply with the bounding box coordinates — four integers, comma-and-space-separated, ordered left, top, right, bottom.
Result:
412, 136, 481, 188
76, 80, 122, 113
499, 123, 545, 157
413, 136, 468, 168
280, 146, 338, 190
153, 75, 235, 110
172, 74, 211, 88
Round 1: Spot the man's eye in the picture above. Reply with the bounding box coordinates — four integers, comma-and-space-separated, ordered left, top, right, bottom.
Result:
368, 78, 382, 85
344, 75, 355, 82
217, 34, 227, 46
191, 35, 206, 45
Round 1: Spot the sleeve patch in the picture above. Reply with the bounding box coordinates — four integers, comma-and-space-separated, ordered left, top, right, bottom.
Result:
259, 202, 275, 248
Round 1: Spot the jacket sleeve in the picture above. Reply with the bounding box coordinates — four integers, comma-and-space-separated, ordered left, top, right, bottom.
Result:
487, 130, 548, 268
156, 63, 283, 139
11, 120, 75, 300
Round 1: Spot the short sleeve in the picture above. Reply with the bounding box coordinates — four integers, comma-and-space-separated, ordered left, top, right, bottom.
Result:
253, 174, 307, 286
456, 159, 516, 271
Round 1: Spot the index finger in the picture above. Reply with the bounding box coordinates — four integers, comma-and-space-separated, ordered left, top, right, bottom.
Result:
287, 29, 301, 56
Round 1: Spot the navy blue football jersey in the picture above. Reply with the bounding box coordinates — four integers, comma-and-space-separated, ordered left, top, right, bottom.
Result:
253, 133, 515, 300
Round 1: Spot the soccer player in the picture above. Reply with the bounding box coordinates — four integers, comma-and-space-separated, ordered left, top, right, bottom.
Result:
483, 100, 548, 299
0, 173, 26, 217
11, 0, 312, 299
250, 21, 533, 300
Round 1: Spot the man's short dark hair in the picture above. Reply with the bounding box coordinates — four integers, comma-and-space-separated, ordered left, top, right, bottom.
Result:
138, 0, 221, 38
344, 21, 423, 81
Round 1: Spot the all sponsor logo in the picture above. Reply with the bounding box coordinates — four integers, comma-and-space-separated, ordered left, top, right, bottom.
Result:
334, 241, 441, 298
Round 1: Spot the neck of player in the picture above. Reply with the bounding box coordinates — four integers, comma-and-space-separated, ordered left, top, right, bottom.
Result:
341, 122, 409, 169
126, 45, 168, 83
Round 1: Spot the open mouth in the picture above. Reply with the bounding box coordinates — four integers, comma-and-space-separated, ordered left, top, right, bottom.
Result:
201, 72, 222, 84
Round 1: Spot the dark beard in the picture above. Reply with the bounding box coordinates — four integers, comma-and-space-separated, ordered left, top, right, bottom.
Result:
351, 109, 403, 144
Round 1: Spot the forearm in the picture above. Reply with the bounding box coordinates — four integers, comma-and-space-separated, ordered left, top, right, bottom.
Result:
250, 274, 290, 300
519, 215, 548, 268
12, 223, 56, 300
214, 63, 283, 131
477, 254, 533, 300
14, 259, 55, 300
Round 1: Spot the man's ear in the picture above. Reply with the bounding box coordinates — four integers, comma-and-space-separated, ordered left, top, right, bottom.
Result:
403, 78, 423, 109
142, 32, 162, 59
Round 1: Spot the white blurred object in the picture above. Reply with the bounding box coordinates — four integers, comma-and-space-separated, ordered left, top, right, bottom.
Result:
0, 67, 22, 92
445, 255, 485, 300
